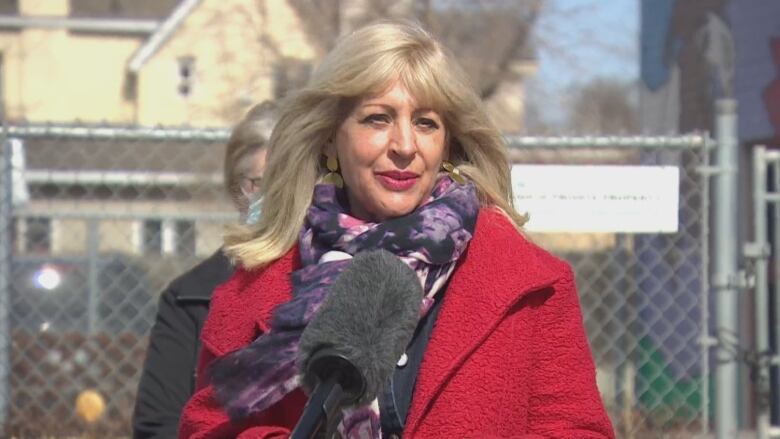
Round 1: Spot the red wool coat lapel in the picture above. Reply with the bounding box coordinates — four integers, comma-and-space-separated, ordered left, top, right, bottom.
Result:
200, 248, 300, 357
404, 209, 561, 435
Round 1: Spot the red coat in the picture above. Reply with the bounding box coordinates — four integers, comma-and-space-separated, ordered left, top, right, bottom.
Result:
179, 209, 615, 438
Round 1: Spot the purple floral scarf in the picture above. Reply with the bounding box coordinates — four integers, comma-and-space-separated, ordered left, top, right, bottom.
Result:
210, 175, 478, 438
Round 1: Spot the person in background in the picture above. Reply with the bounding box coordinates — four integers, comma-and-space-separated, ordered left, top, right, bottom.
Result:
132, 102, 274, 439
180, 21, 615, 438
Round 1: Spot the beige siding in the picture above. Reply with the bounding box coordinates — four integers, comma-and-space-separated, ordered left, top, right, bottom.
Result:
97, 220, 137, 254
53, 218, 87, 254
262, 0, 319, 59
19, 0, 69, 17
137, 0, 317, 127
0, 32, 23, 120
2, 28, 143, 123
19, 198, 236, 256
195, 221, 225, 257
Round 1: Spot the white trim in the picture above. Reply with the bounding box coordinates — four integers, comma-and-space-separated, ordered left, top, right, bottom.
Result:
0, 16, 158, 33
16, 218, 26, 254
127, 0, 202, 73
131, 221, 142, 254
9, 138, 29, 205
23, 170, 222, 186
161, 219, 175, 255
50, 218, 60, 254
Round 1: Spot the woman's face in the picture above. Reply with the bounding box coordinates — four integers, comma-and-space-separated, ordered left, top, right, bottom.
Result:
332, 81, 448, 221
236, 147, 267, 213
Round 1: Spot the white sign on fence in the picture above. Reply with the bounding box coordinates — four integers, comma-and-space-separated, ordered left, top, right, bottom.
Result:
511, 165, 680, 233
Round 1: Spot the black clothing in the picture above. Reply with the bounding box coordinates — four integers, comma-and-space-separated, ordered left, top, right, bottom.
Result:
132, 250, 233, 439
379, 289, 445, 435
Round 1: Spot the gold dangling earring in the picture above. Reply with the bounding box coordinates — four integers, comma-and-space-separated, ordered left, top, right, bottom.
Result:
442, 161, 466, 185
323, 155, 344, 188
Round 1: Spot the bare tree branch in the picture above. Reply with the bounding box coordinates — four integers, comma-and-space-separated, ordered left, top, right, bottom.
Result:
285, 0, 541, 100
565, 78, 638, 134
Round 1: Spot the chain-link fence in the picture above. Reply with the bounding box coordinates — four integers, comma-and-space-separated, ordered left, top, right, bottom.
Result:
506, 135, 713, 438
0, 125, 714, 438
0, 125, 235, 438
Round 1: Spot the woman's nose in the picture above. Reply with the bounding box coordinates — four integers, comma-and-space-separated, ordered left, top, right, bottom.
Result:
389, 120, 416, 158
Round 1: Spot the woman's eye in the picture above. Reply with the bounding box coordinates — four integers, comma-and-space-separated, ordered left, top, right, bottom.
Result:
416, 118, 439, 130
362, 114, 390, 125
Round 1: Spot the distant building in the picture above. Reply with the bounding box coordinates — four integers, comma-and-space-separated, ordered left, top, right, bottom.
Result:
1, 0, 534, 259
0, 0, 318, 126
0, 0, 317, 259
0, 0, 535, 128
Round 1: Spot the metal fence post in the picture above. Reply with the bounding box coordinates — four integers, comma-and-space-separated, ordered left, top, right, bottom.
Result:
0, 137, 12, 428
714, 98, 740, 439
700, 135, 713, 438
87, 219, 99, 334
753, 145, 771, 439
772, 158, 780, 434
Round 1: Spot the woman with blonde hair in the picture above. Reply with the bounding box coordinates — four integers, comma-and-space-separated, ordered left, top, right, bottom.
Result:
180, 21, 613, 438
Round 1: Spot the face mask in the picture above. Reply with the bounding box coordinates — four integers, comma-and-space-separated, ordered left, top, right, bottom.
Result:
245, 196, 263, 225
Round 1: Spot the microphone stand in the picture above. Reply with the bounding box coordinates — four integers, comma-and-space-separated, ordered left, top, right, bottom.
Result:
290, 372, 345, 439
290, 351, 364, 439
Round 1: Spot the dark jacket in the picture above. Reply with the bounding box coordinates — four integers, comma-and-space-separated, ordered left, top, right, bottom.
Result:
132, 250, 233, 439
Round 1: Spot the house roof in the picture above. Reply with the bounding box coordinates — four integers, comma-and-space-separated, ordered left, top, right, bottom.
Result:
0, 0, 16, 15
0, 16, 159, 34
0, 0, 181, 34
0, 0, 181, 22
70, 0, 181, 20
127, 0, 201, 73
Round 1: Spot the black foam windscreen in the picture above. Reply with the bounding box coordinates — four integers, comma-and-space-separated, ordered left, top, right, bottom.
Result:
297, 249, 424, 406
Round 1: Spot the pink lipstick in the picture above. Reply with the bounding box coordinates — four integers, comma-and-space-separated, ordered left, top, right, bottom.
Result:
376, 170, 419, 191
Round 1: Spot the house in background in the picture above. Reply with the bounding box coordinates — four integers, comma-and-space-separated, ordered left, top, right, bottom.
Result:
0, 0, 319, 260
0, 0, 317, 126
1, 0, 535, 128
0, 0, 535, 261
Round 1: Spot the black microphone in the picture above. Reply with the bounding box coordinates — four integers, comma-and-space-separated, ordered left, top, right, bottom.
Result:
291, 249, 423, 439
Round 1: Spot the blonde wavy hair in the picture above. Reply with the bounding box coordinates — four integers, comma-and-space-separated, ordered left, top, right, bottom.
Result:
223, 101, 276, 211
226, 21, 525, 269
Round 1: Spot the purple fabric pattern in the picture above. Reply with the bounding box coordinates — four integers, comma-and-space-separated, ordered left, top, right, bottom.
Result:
210, 175, 478, 436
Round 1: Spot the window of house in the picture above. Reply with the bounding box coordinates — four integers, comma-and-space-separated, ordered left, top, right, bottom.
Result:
138, 219, 196, 256
123, 72, 137, 101
142, 220, 162, 255
178, 56, 195, 97
174, 220, 196, 256
273, 59, 312, 99
24, 217, 51, 253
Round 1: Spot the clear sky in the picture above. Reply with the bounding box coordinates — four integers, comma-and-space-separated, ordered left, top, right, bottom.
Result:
528, 0, 639, 124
